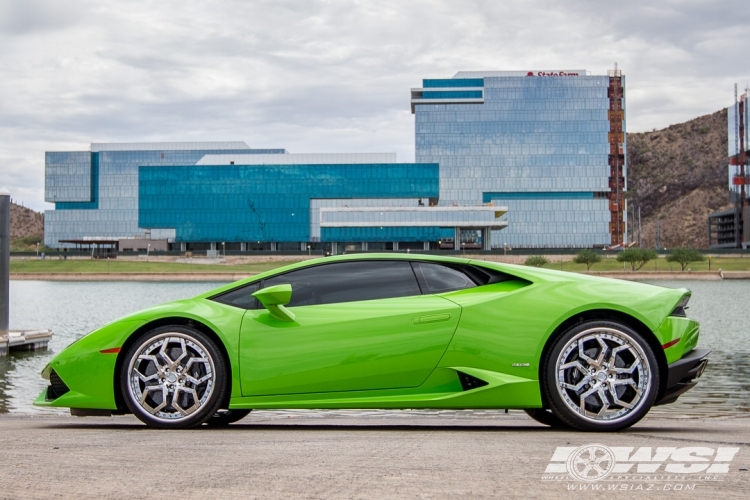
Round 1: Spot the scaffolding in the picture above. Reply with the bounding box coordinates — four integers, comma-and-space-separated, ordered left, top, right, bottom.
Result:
709, 84, 750, 248
607, 64, 626, 246
730, 85, 749, 207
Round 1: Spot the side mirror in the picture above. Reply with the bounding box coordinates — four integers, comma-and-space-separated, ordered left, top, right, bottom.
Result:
252, 284, 296, 322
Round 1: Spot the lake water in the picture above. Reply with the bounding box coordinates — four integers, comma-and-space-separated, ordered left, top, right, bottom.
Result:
1, 280, 748, 417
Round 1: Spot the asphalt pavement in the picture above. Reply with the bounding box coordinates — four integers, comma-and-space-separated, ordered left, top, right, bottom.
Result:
0, 411, 748, 499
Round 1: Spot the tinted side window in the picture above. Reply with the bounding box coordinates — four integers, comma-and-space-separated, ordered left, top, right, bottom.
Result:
414, 263, 476, 293
212, 283, 260, 309
263, 261, 421, 307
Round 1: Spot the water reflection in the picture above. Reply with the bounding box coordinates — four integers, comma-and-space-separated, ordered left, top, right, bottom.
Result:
643, 280, 750, 417
1, 279, 748, 417
1, 281, 227, 413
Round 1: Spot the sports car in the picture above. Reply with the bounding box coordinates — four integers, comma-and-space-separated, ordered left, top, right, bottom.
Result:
35, 254, 709, 431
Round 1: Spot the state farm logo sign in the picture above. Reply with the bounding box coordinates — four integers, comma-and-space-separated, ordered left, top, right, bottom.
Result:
542, 444, 741, 489
526, 71, 580, 77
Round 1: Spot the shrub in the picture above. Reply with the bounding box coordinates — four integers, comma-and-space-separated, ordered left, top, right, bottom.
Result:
573, 249, 602, 270
616, 248, 658, 271
524, 255, 549, 267
666, 248, 705, 271
14, 235, 43, 246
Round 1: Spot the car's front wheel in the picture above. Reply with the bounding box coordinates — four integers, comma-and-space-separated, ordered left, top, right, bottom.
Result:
543, 320, 659, 432
120, 325, 227, 429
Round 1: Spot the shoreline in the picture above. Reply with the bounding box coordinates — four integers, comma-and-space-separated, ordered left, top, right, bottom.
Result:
9, 271, 750, 281
9, 272, 253, 281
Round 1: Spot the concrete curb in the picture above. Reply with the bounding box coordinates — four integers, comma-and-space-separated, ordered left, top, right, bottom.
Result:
10, 273, 253, 282
586, 271, 724, 280
9, 270, 750, 282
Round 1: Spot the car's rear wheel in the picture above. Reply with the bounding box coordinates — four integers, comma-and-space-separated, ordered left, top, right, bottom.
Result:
205, 409, 252, 426
543, 320, 659, 432
523, 408, 567, 428
120, 325, 227, 429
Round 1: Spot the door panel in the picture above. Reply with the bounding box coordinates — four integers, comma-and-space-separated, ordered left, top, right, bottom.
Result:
240, 295, 461, 396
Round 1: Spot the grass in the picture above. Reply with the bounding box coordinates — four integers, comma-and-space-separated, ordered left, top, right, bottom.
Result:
538, 256, 750, 273
10, 259, 303, 274
9, 256, 750, 274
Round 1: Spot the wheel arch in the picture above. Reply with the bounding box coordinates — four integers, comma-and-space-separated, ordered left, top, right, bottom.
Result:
538, 309, 669, 406
113, 316, 233, 412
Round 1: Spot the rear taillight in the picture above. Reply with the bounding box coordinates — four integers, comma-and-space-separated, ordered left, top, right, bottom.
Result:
670, 295, 690, 317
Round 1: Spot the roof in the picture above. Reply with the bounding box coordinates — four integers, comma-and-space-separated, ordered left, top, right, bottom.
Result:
90, 142, 251, 152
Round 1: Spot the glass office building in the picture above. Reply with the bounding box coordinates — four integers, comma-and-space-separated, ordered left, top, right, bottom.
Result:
45, 69, 626, 251
45, 144, 506, 251
44, 142, 284, 247
412, 69, 627, 248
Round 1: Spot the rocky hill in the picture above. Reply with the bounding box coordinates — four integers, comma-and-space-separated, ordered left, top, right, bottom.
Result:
9, 202, 44, 248
627, 109, 731, 249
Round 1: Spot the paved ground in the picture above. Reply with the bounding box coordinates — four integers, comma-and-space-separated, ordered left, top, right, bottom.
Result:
0, 411, 748, 499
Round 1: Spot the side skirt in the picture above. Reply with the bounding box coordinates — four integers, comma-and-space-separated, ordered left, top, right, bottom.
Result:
229, 367, 541, 410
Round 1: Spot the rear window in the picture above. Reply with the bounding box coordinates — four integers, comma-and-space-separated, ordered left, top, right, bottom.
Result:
412, 262, 476, 293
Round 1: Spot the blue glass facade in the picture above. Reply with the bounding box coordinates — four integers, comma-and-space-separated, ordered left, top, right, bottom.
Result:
139, 164, 439, 243
414, 71, 625, 248
422, 91, 483, 99
44, 144, 286, 247
45, 152, 95, 204
321, 227, 444, 242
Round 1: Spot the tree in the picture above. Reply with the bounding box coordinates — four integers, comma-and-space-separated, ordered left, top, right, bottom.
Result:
616, 248, 658, 271
573, 249, 602, 271
524, 255, 549, 267
666, 248, 705, 271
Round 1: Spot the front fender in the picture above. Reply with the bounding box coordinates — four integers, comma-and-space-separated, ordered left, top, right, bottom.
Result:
35, 319, 146, 410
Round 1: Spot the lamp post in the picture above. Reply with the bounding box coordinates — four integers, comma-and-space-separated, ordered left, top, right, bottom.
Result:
1, 187, 10, 337
146, 243, 150, 262
222, 242, 225, 258
307, 244, 311, 256
36, 242, 39, 259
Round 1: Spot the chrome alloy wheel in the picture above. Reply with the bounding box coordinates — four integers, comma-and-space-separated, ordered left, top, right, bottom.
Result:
555, 327, 651, 423
127, 332, 216, 422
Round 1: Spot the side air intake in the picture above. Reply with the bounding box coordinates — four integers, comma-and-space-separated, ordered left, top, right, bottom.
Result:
457, 371, 489, 391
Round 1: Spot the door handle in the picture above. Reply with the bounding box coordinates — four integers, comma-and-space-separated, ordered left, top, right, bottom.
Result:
412, 313, 452, 325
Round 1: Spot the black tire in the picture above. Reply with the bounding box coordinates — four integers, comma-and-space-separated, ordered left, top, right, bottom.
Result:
205, 409, 252, 426
523, 408, 568, 428
542, 320, 659, 432
120, 325, 227, 429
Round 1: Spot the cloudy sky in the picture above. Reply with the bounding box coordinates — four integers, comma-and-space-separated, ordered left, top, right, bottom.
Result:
1, 0, 749, 212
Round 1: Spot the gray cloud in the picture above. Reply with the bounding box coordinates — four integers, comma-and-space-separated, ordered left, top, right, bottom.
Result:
1, 0, 748, 211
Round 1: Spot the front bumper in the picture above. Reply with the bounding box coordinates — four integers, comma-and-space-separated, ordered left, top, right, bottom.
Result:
655, 348, 710, 406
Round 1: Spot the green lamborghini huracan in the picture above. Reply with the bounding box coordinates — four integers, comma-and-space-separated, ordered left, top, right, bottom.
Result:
35, 254, 709, 431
